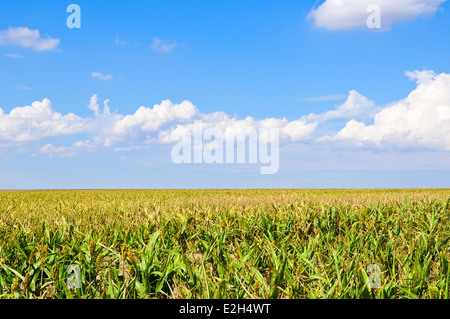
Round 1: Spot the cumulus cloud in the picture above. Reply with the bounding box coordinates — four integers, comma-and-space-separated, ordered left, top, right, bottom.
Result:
158, 114, 318, 145
282, 120, 318, 142
0, 27, 60, 51
308, 0, 447, 31
1, 70, 449, 157
0, 99, 86, 144
91, 72, 113, 81
113, 100, 199, 135
88, 94, 100, 115
0, 95, 319, 157
307, 90, 380, 123
329, 71, 450, 150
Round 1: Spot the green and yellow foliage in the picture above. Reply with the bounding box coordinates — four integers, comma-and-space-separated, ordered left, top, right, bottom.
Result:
0, 189, 449, 299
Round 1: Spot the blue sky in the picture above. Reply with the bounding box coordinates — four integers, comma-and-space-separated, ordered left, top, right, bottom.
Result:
0, 0, 449, 189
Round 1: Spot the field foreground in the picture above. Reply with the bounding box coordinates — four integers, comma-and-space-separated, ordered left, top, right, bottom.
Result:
0, 189, 449, 299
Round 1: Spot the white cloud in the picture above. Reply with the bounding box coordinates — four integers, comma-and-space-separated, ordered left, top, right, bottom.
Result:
329, 71, 450, 150
157, 114, 318, 145
1, 70, 449, 157
0, 27, 60, 51
91, 72, 113, 81
103, 99, 111, 114
0, 95, 316, 157
88, 94, 100, 115
40, 144, 78, 158
151, 37, 180, 52
101, 100, 200, 148
282, 120, 318, 142
308, 0, 447, 31
307, 90, 379, 123
113, 100, 199, 136
0, 99, 86, 143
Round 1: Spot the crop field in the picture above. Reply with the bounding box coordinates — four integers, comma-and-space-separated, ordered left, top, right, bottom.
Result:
0, 189, 449, 299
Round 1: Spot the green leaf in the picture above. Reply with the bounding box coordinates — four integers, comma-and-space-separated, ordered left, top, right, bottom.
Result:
182, 252, 196, 286
62, 282, 74, 299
